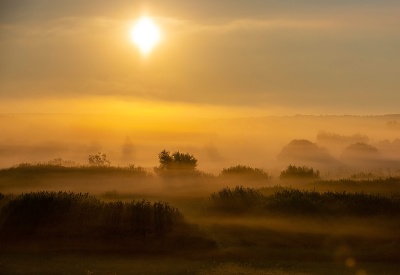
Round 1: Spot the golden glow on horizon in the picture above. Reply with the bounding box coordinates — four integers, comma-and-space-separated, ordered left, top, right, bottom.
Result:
0, 97, 277, 118
130, 17, 161, 55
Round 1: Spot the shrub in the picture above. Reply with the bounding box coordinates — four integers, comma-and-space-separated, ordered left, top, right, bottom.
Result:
219, 165, 270, 180
280, 165, 320, 180
208, 186, 400, 216
210, 186, 265, 213
0, 192, 182, 238
0, 192, 217, 252
88, 152, 111, 167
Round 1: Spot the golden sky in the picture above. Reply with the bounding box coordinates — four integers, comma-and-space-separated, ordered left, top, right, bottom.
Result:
1, 0, 400, 115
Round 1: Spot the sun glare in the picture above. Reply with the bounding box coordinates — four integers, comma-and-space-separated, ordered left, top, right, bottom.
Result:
130, 17, 161, 55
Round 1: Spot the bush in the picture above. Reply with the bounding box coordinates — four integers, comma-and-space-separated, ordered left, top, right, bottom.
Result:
219, 165, 270, 180
0, 192, 217, 252
208, 186, 400, 216
155, 150, 200, 177
88, 152, 111, 167
210, 186, 265, 213
0, 192, 181, 238
266, 190, 400, 216
280, 165, 320, 180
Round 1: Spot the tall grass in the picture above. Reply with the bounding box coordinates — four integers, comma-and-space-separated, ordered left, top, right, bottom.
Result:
318, 177, 400, 186
209, 186, 400, 216
312, 177, 400, 195
0, 192, 217, 252
210, 186, 265, 214
0, 192, 180, 238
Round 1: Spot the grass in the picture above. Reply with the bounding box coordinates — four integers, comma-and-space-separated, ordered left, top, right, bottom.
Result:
0, 192, 216, 253
0, 163, 152, 177
1, 164, 400, 274
208, 186, 400, 216
309, 177, 400, 195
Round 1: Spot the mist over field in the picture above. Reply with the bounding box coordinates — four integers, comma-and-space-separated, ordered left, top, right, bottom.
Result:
2, 1, 400, 273
2, 115, 400, 274
2, 113, 400, 177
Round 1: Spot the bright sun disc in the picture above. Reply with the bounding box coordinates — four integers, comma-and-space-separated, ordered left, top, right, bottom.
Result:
131, 17, 161, 55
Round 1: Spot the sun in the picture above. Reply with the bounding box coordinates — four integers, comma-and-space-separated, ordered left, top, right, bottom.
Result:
130, 17, 161, 55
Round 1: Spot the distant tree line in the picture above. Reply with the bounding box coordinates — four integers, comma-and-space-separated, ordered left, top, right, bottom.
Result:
2, 149, 324, 181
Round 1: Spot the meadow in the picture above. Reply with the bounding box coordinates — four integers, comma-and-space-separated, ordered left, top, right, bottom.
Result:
0, 162, 400, 274
3, 0, 400, 272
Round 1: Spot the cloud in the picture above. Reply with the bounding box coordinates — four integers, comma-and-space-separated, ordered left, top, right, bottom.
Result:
0, 16, 125, 40
1, 2, 400, 114
190, 18, 340, 34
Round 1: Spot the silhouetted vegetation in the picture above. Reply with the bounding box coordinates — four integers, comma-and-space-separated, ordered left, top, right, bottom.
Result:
157, 150, 197, 170
0, 192, 215, 252
210, 186, 265, 214
277, 139, 335, 164
280, 165, 320, 180
0, 162, 151, 177
219, 165, 270, 181
88, 152, 111, 166
341, 142, 380, 161
0, 192, 179, 237
350, 172, 378, 180
316, 177, 400, 192
1, 160, 400, 273
209, 186, 400, 216
154, 150, 205, 178
3, 118, 400, 274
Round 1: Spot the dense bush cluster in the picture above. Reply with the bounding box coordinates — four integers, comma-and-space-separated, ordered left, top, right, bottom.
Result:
280, 165, 320, 180
219, 165, 270, 180
209, 186, 400, 216
0, 192, 182, 238
265, 189, 400, 216
210, 186, 265, 213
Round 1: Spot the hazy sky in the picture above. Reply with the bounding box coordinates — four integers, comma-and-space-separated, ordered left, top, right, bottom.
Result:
1, 0, 400, 115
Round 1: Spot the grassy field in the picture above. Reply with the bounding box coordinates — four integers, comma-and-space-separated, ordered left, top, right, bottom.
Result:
1, 164, 400, 274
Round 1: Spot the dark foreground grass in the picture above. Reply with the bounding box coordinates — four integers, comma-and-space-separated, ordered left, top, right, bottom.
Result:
1, 251, 400, 275
0, 192, 216, 253
313, 177, 400, 195
1, 184, 400, 274
202, 186, 400, 273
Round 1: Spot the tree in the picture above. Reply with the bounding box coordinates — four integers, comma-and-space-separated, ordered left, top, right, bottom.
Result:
158, 150, 173, 167
155, 150, 198, 176
88, 152, 111, 167
170, 151, 197, 169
